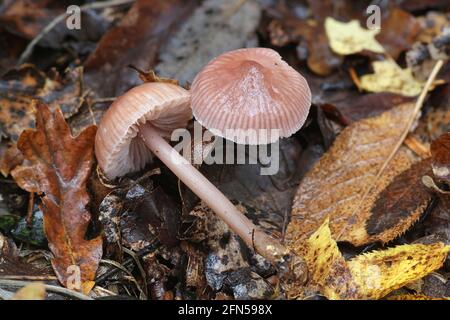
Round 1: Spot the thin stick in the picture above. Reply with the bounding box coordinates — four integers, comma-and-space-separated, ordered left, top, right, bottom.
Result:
336, 59, 444, 240
0, 279, 93, 300
17, 0, 135, 66
25, 192, 34, 226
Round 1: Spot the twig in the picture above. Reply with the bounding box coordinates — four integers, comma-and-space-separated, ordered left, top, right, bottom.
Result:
122, 247, 147, 297
17, 0, 135, 66
25, 192, 34, 226
337, 59, 444, 240
91, 97, 117, 105
0, 279, 93, 300
99, 259, 146, 299
0, 275, 57, 281
95, 241, 160, 284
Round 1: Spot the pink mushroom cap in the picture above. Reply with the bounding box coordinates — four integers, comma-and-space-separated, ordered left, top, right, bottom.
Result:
190, 48, 312, 145
95, 82, 191, 179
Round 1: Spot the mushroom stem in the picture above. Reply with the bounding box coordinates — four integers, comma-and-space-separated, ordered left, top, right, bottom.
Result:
139, 123, 291, 266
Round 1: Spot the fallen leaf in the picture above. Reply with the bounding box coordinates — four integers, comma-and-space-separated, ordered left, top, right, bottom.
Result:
0, 232, 52, 278
321, 92, 414, 125
288, 103, 429, 247
84, 0, 195, 97
266, 5, 342, 76
416, 11, 449, 43
0, 143, 23, 176
10, 101, 102, 288
430, 133, 450, 184
0, 0, 112, 52
376, 8, 421, 59
388, 294, 449, 300
11, 282, 46, 300
0, 0, 62, 40
325, 17, 385, 55
156, 0, 261, 85
360, 60, 424, 97
406, 27, 450, 82
288, 220, 450, 300
397, 0, 450, 12
365, 159, 432, 240
0, 64, 83, 141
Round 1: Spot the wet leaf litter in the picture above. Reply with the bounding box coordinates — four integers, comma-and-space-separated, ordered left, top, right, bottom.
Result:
0, 0, 450, 300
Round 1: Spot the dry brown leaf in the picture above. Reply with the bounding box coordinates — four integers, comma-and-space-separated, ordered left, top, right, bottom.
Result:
376, 8, 421, 59
288, 220, 450, 300
10, 101, 102, 288
430, 133, 450, 184
0, 143, 23, 177
84, 0, 195, 96
288, 103, 430, 247
388, 294, 449, 300
266, 8, 342, 76
0, 64, 83, 141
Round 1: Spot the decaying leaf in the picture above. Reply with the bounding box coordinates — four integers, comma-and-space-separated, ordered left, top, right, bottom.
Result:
430, 133, 450, 184
84, 0, 196, 97
325, 17, 385, 55
0, 232, 52, 278
10, 102, 102, 288
388, 294, 449, 300
360, 60, 424, 97
0, 143, 23, 177
266, 4, 343, 76
0, 64, 83, 141
288, 220, 450, 300
288, 103, 432, 247
156, 0, 261, 85
321, 92, 414, 124
376, 8, 421, 60
11, 282, 46, 300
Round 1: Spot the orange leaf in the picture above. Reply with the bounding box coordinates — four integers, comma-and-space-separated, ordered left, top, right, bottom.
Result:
11, 101, 102, 288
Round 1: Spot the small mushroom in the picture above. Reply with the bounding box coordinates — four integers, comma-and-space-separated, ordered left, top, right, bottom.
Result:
95, 81, 291, 268
191, 47, 311, 144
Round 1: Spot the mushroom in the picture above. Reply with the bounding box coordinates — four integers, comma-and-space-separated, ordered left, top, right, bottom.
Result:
95, 80, 291, 268
191, 47, 311, 145
190, 47, 311, 274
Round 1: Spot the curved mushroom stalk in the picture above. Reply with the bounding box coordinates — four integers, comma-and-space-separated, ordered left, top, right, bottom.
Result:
139, 123, 291, 265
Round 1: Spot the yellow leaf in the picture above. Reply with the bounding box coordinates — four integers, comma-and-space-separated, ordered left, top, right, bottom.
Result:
291, 220, 450, 300
325, 17, 385, 55
388, 294, 449, 300
11, 282, 46, 300
360, 60, 424, 96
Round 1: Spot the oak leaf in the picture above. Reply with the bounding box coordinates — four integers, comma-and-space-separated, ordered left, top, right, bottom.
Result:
10, 101, 102, 288
325, 17, 385, 55
289, 220, 450, 300
360, 60, 424, 97
288, 103, 431, 247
